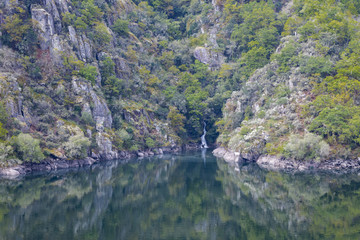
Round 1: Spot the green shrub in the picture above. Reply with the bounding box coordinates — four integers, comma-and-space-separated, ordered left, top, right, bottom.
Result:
283, 133, 330, 161
240, 126, 251, 136
272, 41, 299, 73
79, 65, 98, 85
309, 106, 360, 145
90, 23, 112, 49
145, 137, 156, 148
63, 134, 91, 160
0, 123, 8, 140
111, 19, 129, 36
12, 133, 45, 163
299, 56, 333, 77
257, 110, 266, 119
114, 129, 132, 149
0, 142, 13, 162
80, 111, 94, 125
0, 102, 8, 124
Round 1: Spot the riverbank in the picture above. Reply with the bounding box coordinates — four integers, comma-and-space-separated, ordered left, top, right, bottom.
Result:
213, 147, 360, 173
0, 146, 187, 178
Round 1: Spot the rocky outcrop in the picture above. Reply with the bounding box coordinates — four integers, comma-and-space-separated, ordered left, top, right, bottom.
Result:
68, 26, 93, 61
213, 147, 240, 163
72, 77, 112, 130
193, 46, 224, 69
31, 5, 62, 52
96, 132, 118, 160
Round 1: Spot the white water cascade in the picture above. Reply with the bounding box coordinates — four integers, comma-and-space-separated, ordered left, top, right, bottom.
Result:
200, 122, 209, 148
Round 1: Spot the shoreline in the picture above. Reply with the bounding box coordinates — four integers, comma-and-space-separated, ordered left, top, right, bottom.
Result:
0, 146, 187, 178
213, 147, 360, 173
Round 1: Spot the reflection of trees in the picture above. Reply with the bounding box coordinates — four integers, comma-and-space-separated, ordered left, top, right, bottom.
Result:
0, 153, 360, 239
216, 159, 360, 239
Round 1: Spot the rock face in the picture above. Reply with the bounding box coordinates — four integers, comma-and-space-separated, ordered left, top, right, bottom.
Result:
71, 78, 112, 130
96, 133, 118, 160
193, 46, 224, 69
68, 26, 93, 61
31, 6, 62, 52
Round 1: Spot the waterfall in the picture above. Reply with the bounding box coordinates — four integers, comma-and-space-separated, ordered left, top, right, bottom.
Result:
200, 122, 209, 148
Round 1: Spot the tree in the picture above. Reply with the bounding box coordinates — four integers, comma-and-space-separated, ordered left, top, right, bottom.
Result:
168, 106, 186, 135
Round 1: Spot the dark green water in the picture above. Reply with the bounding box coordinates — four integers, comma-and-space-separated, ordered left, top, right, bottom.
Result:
0, 150, 360, 239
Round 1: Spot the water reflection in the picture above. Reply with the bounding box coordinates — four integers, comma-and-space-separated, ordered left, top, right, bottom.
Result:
0, 151, 359, 239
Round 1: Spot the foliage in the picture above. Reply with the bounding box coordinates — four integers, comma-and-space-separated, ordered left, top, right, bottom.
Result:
0, 123, 8, 140
230, 1, 280, 55
299, 56, 333, 77
79, 65, 98, 84
309, 106, 360, 146
90, 23, 111, 49
12, 133, 45, 163
167, 106, 186, 136
0, 142, 13, 163
63, 134, 91, 160
272, 41, 299, 73
283, 133, 330, 161
145, 137, 156, 148
112, 19, 129, 36
1, 5, 31, 46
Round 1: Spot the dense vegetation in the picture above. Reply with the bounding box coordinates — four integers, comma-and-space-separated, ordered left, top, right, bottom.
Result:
0, 0, 359, 164
216, 0, 360, 161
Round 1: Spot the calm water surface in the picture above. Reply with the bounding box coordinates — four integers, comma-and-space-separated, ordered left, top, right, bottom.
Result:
0, 150, 360, 239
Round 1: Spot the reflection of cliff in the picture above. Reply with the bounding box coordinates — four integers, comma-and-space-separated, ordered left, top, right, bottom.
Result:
0, 161, 117, 240
0, 155, 183, 240
216, 158, 360, 239
1, 153, 360, 239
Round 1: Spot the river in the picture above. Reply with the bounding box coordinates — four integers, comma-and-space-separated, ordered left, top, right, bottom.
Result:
0, 150, 359, 239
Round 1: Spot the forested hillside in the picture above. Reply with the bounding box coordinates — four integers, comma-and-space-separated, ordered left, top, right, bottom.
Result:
0, 0, 359, 166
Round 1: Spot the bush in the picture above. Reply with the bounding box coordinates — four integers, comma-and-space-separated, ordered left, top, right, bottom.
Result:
309, 106, 360, 145
90, 23, 112, 49
0, 142, 13, 162
283, 133, 330, 161
12, 133, 45, 163
299, 56, 333, 77
63, 134, 91, 160
145, 137, 156, 148
0, 123, 8, 140
0, 102, 9, 124
79, 65, 98, 85
111, 19, 129, 36
80, 111, 94, 125
114, 129, 132, 149
273, 41, 299, 73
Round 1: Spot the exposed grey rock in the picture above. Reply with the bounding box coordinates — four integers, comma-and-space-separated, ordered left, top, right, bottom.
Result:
96, 132, 118, 160
31, 6, 60, 51
68, 26, 79, 47
0, 168, 20, 177
213, 147, 240, 163
44, 0, 62, 33
72, 77, 112, 130
193, 46, 224, 69
211, 0, 223, 12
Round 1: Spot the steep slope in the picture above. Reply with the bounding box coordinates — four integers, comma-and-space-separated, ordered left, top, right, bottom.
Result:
215, 0, 360, 167
1, 0, 359, 171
